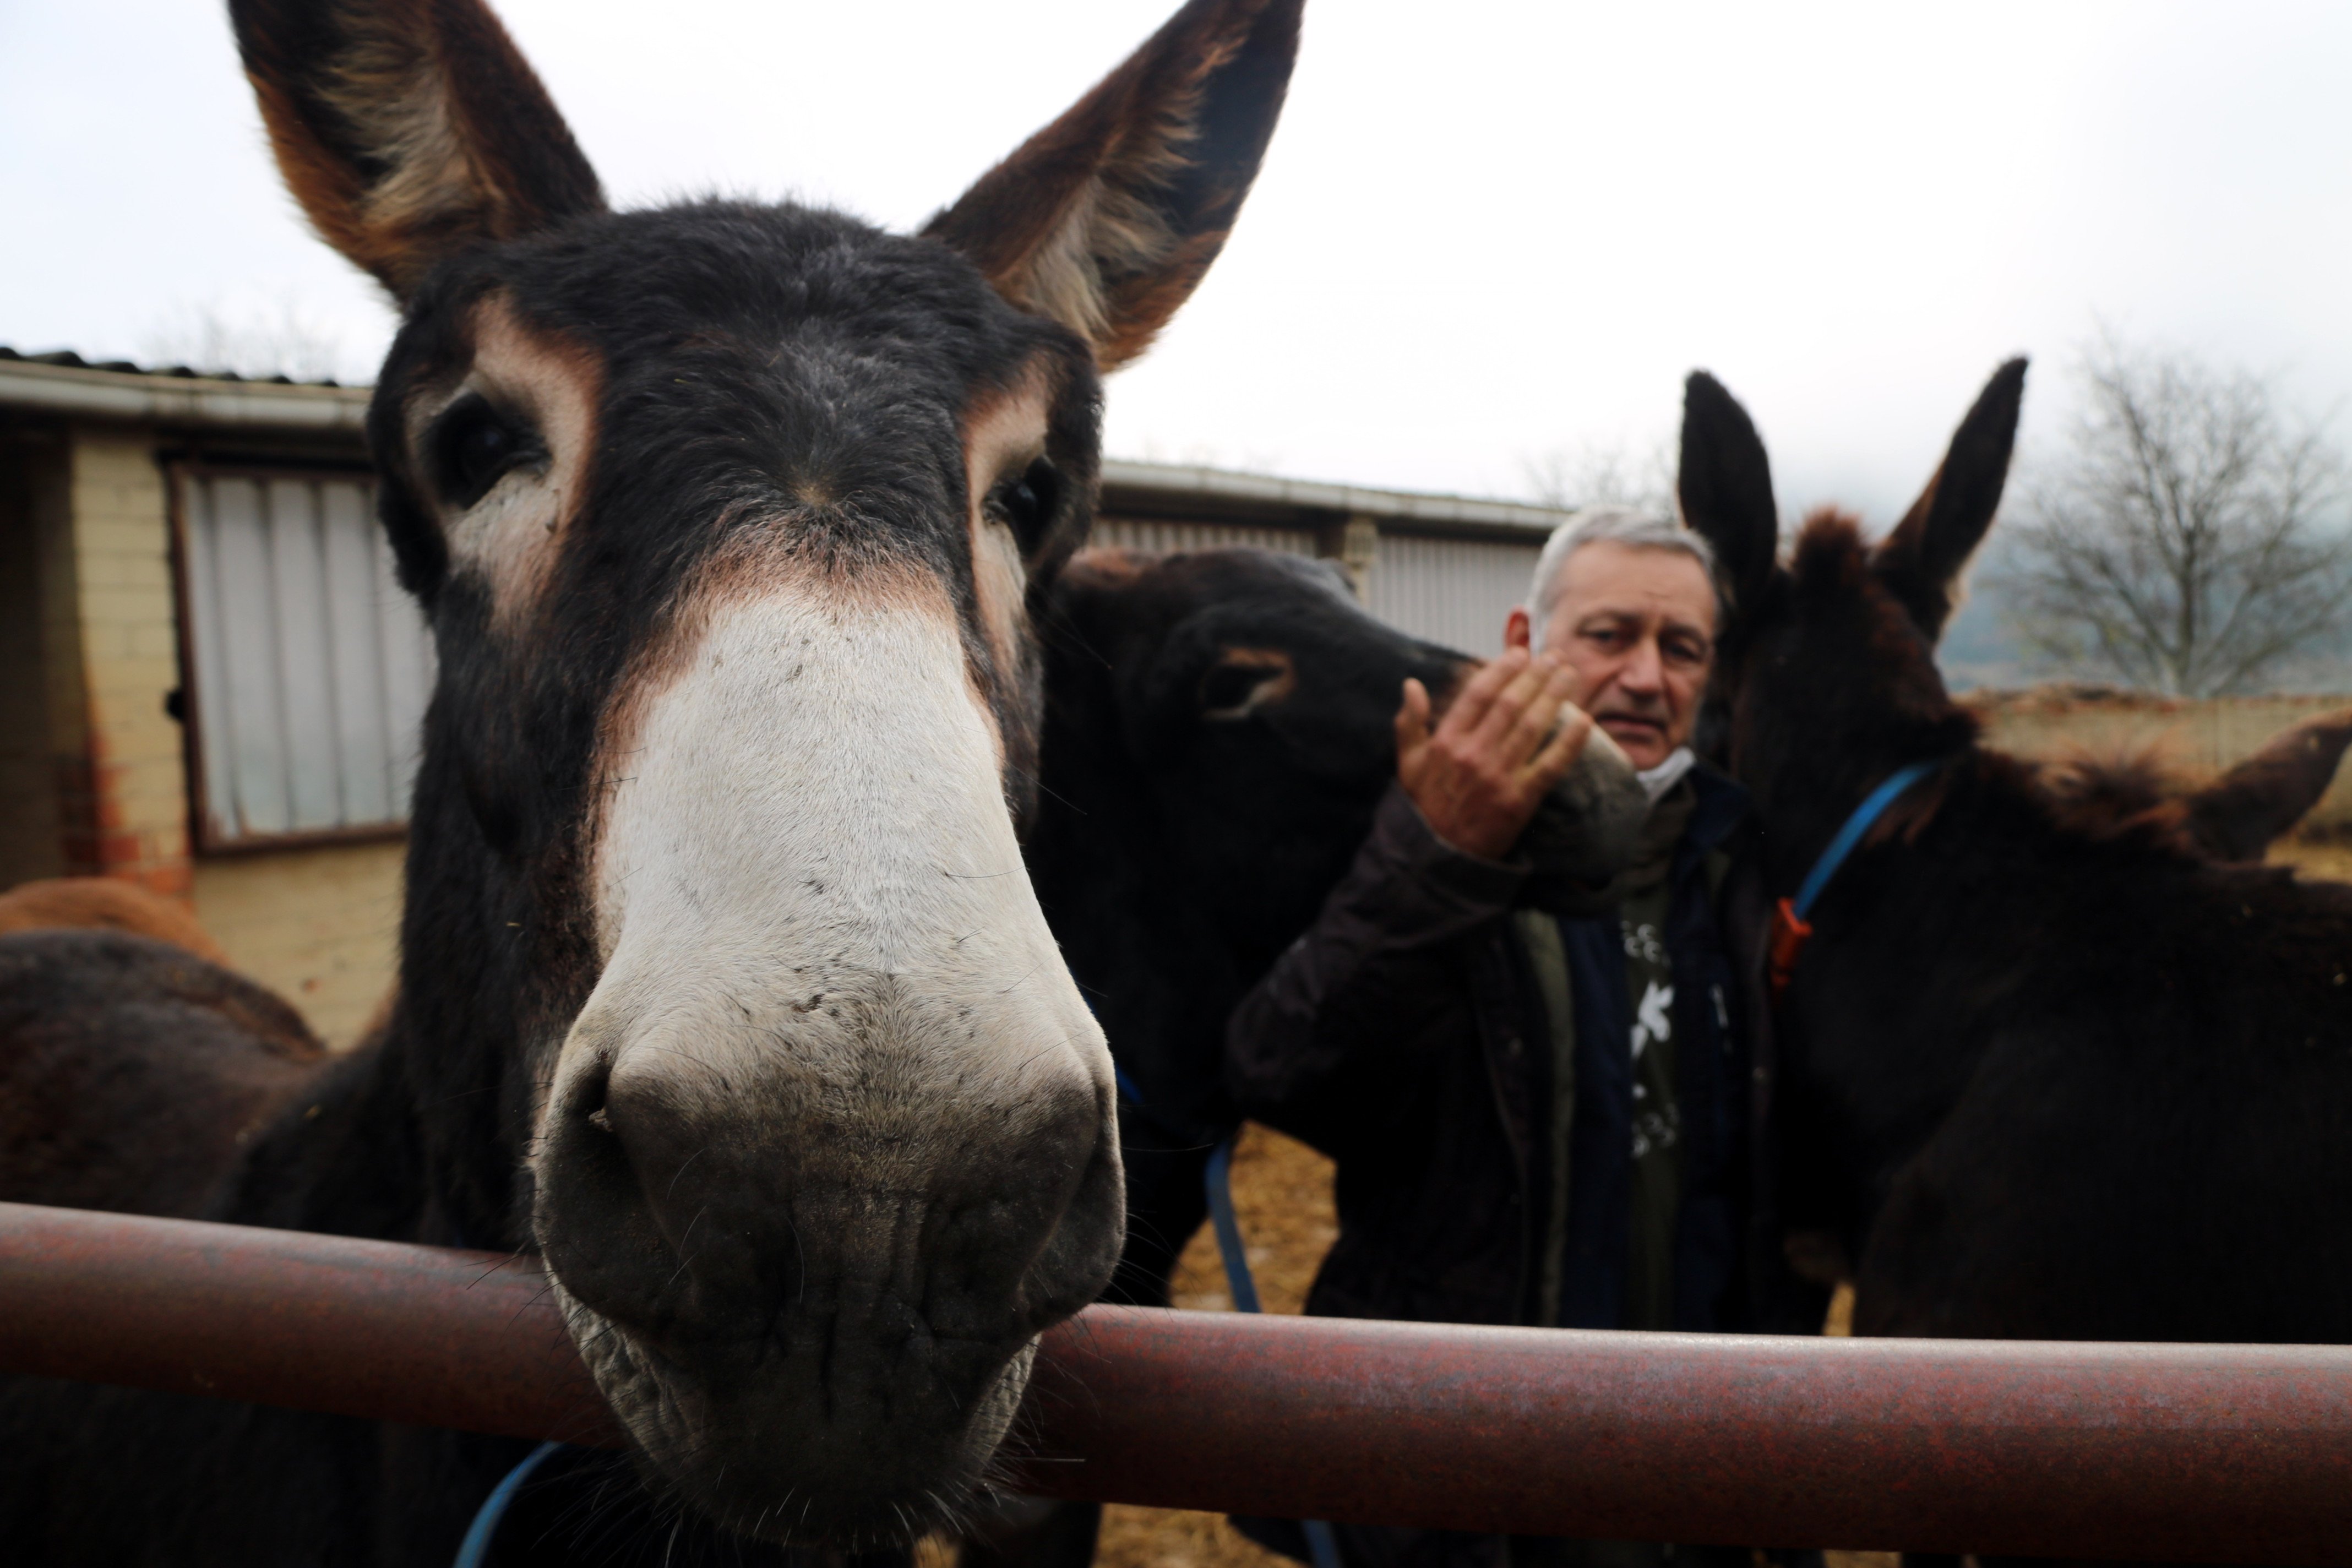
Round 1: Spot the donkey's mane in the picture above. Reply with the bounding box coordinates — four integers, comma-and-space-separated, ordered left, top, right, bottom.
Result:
2033, 747, 2199, 844
1792, 509, 1951, 686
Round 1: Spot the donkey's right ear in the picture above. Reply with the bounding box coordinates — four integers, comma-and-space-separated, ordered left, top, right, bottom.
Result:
923, 0, 1302, 372
1677, 371, 1779, 615
228, 0, 605, 303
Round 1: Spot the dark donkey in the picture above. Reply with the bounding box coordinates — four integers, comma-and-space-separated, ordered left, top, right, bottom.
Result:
0, 0, 1300, 1561
956, 545, 1639, 1568
1676, 360, 2352, 1362
1027, 546, 1643, 1308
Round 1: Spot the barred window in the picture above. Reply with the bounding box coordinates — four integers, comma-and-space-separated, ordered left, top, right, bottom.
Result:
1090, 516, 1320, 557
175, 467, 433, 848
1369, 532, 1543, 655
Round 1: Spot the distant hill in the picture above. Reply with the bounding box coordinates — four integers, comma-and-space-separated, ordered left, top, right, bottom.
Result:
1937, 569, 2352, 696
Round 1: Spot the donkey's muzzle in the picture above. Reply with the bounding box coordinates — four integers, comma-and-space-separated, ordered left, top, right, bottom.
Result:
534, 1021, 1122, 1543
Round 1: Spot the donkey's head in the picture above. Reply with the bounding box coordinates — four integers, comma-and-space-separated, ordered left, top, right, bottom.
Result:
229, 0, 1298, 1543
1033, 547, 1645, 1131
1045, 549, 1472, 974
1675, 361, 2027, 843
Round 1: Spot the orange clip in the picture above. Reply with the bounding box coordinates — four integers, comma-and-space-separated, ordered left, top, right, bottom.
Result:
1767, 896, 1813, 1005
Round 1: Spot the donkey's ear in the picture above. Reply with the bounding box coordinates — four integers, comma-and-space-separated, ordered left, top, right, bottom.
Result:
2181, 705, 2352, 861
1677, 371, 1779, 617
228, 0, 605, 303
1872, 357, 2028, 643
923, 0, 1302, 372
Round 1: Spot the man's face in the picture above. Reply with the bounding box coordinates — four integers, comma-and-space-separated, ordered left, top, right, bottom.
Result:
1527, 541, 1716, 771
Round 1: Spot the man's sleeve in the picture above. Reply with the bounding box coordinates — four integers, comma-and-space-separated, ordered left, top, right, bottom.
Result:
1224, 781, 1527, 1145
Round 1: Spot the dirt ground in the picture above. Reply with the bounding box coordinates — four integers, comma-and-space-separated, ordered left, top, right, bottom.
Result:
1087, 1126, 1889, 1568
1093, 1123, 1335, 1568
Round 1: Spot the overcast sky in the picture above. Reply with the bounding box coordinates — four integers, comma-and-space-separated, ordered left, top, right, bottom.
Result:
7, 1, 2351, 523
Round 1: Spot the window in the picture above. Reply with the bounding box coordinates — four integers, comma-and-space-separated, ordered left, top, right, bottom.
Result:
176, 467, 434, 848
1091, 516, 1320, 557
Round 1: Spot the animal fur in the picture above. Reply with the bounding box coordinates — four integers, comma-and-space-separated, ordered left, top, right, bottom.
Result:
1680, 360, 2352, 1360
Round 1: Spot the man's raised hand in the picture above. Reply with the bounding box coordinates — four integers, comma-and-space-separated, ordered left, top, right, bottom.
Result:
1396, 649, 1594, 861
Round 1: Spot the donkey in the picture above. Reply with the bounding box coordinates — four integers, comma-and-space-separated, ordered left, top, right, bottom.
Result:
0, 0, 1300, 1560
1027, 546, 1645, 1308
0, 877, 233, 964
1677, 360, 2352, 1354
957, 547, 1642, 1568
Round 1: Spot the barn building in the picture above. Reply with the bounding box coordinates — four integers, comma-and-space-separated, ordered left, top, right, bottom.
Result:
0, 349, 1569, 1044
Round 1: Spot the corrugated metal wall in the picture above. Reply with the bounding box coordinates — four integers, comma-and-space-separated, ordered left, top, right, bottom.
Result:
1369, 533, 1542, 655
179, 470, 434, 845
1092, 516, 1318, 557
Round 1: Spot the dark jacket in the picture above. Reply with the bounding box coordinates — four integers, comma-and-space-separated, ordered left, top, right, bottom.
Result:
1223, 767, 1820, 1337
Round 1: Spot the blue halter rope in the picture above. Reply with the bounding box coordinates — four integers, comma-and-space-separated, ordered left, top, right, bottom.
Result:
1130, 1056, 1342, 1568
1204, 1140, 1344, 1568
455, 1439, 562, 1567
1789, 759, 1942, 922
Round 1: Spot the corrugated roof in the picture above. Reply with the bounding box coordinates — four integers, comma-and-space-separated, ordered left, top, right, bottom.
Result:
0, 349, 369, 433
0, 345, 351, 388
0, 347, 1568, 536
1100, 459, 1566, 537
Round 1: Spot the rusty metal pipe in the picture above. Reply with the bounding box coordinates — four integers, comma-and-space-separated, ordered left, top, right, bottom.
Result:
3, 1202, 2350, 1562
0, 1200, 620, 1445
1005, 1309, 2352, 1562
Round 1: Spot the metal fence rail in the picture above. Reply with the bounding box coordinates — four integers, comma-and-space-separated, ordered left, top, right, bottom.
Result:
2, 1201, 2349, 1563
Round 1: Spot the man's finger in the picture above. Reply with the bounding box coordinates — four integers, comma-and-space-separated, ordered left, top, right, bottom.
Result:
1468, 656, 1558, 752
1395, 677, 1434, 763
1439, 650, 1527, 739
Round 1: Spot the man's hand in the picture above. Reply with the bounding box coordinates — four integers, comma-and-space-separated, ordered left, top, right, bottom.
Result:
1396, 649, 1593, 861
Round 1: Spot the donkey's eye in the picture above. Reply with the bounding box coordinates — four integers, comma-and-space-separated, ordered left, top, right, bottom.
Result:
430, 396, 543, 509
987, 458, 1061, 552
1198, 653, 1294, 721
1201, 665, 1274, 715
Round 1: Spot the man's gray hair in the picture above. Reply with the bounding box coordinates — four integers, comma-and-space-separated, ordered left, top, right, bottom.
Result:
1524, 505, 1723, 649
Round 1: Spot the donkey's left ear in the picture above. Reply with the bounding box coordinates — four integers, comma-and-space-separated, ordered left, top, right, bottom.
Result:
1678, 371, 1780, 621
2181, 705, 2352, 861
923, 0, 1302, 372
1872, 357, 2028, 643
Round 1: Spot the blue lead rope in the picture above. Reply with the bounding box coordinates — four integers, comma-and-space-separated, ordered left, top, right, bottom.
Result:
1790, 759, 1942, 921
1205, 1139, 1344, 1568
1203, 1140, 1262, 1314
455, 1439, 562, 1568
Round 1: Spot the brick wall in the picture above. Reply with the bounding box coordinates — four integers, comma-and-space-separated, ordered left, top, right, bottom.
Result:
52, 428, 192, 896
0, 423, 405, 1047
192, 839, 404, 1048
0, 433, 66, 887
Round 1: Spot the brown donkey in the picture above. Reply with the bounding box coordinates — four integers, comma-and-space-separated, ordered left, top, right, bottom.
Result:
0, 1, 1302, 1561
1678, 362, 2352, 1383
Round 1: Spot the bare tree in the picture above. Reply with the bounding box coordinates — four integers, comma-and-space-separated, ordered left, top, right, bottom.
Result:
1522, 434, 1676, 515
139, 297, 352, 383
2000, 339, 2352, 695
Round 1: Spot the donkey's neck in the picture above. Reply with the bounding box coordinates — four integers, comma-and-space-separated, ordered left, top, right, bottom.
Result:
1749, 689, 1979, 896
378, 748, 579, 1252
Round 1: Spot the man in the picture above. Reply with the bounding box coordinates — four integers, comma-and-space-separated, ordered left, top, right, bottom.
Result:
1224, 507, 1817, 1568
